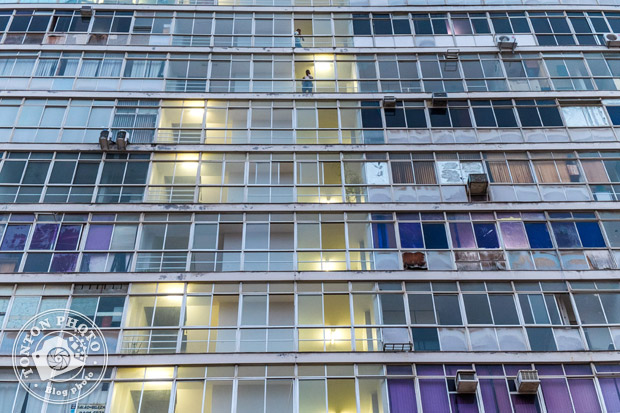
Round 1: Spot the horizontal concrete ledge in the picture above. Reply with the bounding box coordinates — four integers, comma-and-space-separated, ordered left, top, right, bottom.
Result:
0, 44, 614, 55
1, 351, 619, 367
2, 90, 620, 100
0, 270, 617, 284
1, 142, 619, 153
0, 201, 617, 213
6, 3, 618, 13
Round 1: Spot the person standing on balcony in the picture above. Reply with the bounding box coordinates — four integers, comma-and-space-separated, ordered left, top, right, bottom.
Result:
295, 28, 304, 47
302, 70, 314, 93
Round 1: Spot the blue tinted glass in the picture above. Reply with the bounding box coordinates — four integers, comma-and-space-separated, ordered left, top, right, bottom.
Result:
551, 222, 581, 248
412, 328, 440, 351
399, 223, 423, 248
575, 222, 606, 247
473, 223, 500, 248
524, 223, 553, 248
372, 222, 396, 248
422, 223, 448, 249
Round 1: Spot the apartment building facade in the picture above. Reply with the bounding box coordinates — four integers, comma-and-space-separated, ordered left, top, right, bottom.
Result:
0, 0, 619, 411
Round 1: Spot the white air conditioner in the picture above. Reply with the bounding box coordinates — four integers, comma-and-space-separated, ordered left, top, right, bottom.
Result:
456, 370, 478, 393
496, 35, 517, 50
516, 370, 540, 393
604, 33, 620, 47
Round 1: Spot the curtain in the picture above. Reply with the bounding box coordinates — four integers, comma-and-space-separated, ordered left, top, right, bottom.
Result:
509, 161, 534, 183
533, 161, 560, 183
419, 379, 450, 413
599, 378, 620, 412
567, 379, 601, 413
562, 107, 610, 127
12, 59, 35, 76
580, 160, 609, 182
58, 58, 79, 76
99, 59, 122, 77
480, 379, 512, 413
486, 161, 511, 183
391, 162, 414, 184
540, 379, 573, 413
387, 379, 417, 413
0, 58, 14, 76
413, 161, 437, 184
80, 60, 100, 77
34, 59, 58, 76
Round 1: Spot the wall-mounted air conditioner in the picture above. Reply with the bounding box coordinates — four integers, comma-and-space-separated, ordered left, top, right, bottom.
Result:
516, 370, 540, 393
604, 33, 620, 47
456, 370, 478, 393
496, 35, 517, 50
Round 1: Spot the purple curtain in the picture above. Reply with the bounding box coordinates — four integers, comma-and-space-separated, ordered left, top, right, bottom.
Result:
419, 379, 450, 413
541, 379, 573, 413
29, 224, 59, 250
0, 225, 31, 251
388, 379, 417, 413
511, 394, 541, 413
599, 378, 620, 412
480, 379, 512, 413
567, 379, 601, 413
85, 225, 113, 250
56, 225, 82, 250
450, 393, 478, 413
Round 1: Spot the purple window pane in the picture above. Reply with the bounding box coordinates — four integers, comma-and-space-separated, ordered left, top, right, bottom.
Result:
596, 364, 620, 373
55, 225, 82, 251
387, 365, 413, 375
450, 393, 478, 413
449, 223, 476, 248
551, 222, 581, 248
476, 365, 504, 376
29, 224, 59, 250
536, 365, 564, 376
511, 394, 541, 413
445, 365, 473, 376
417, 365, 445, 376
480, 379, 512, 413
388, 379, 417, 413
563, 364, 592, 375
541, 379, 573, 413
599, 378, 620, 412
0, 225, 31, 251
500, 222, 529, 249
398, 223, 424, 249
50, 253, 77, 272
504, 364, 533, 376
568, 379, 601, 413
85, 225, 113, 250
419, 379, 450, 413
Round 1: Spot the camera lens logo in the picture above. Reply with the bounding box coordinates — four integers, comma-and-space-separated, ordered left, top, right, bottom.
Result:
12, 309, 108, 404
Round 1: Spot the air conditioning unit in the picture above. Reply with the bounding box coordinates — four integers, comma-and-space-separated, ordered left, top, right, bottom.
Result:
516, 370, 540, 393
467, 173, 489, 196
496, 35, 517, 50
80, 5, 93, 17
116, 130, 130, 151
604, 33, 620, 47
456, 370, 478, 393
402, 252, 427, 270
382, 328, 412, 352
383, 96, 396, 108
99, 130, 110, 151
432, 92, 448, 106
